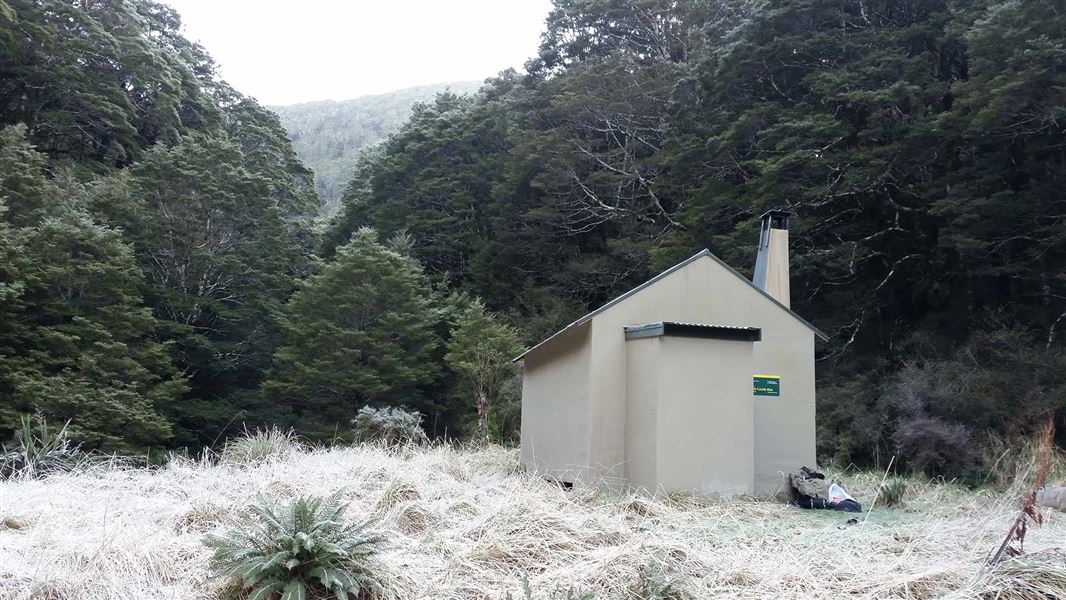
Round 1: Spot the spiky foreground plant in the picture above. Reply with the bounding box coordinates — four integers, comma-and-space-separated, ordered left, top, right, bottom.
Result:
205, 492, 385, 600
0, 414, 78, 479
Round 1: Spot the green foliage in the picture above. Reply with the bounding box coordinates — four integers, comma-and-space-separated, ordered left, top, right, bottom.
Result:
489, 374, 524, 446
2, 0, 1065, 458
271, 81, 480, 214
221, 427, 302, 466
0, 0, 221, 164
0, 414, 78, 480
323, 88, 519, 292
321, 0, 1066, 461
0, 1, 317, 452
205, 492, 385, 600
115, 134, 314, 447
0, 126, 184, 452
446, 297, 524, 438
662, 0, 1066, 464
351, 406, 428, 447
264, 229, 442, 441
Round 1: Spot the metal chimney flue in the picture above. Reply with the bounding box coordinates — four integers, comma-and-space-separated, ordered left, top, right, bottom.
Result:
752, 209, 791, 308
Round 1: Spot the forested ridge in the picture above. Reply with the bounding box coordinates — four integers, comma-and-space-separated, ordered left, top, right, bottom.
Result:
1, 0, 1063, 477
271, 81, 481, 214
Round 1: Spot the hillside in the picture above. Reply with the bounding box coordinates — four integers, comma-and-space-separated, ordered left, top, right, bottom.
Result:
0, 0, 320, 452
2, 444, 1064, 598
271, 82, 482, 215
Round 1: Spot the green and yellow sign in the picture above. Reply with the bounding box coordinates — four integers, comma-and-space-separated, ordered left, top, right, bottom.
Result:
753, 374, 780, 397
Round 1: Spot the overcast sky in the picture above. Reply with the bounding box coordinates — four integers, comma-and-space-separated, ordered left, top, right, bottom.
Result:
161, 0, 553, 106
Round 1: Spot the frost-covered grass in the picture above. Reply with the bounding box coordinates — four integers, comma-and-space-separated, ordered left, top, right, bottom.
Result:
0, 444, 1063, 599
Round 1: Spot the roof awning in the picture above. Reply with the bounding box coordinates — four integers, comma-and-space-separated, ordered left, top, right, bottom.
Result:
624, 322, 762, 342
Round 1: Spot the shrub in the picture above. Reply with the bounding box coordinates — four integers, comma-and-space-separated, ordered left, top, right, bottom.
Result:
893, 416, 976, 478
0, 414, 78, 479
351, 406, 427, 447
205, 492, 385, 600
877, 477, 908, 507
221, 427, 301, 465
489, 374, 523, 445
815, 378, 881, 466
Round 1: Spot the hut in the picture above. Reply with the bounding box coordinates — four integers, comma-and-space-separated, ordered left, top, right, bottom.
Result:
515, 210, 826, 496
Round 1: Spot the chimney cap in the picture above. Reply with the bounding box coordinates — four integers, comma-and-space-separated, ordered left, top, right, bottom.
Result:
760, 209, 792, 230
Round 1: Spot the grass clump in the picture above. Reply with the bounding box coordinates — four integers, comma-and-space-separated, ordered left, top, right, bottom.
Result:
509, 580, 595, 599
0, 414, 78, 480
876, 477, 909, 507
206, 492, 385, 600
221, 427, 301, 465
633, 564, 687, 599
351, 406, 427, 447
510, 565, 684, 600
972, 551, 1066, 599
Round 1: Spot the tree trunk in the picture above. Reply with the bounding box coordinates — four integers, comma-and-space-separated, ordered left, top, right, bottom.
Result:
475, 390, 488, 438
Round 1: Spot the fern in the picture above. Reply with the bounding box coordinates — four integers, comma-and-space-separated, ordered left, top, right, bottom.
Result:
206, 492, 385, 600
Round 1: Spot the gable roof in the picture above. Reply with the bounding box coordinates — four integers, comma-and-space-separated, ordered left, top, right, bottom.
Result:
513, 249, 828, 362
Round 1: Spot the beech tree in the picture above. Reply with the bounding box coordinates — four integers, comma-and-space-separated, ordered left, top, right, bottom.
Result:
445, 298, 523, 438
263, 229, 442, 441
0, 126, 184, 451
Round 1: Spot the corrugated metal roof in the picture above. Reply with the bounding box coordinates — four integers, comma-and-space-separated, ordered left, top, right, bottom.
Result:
641, 321, 761, 330
512, 249, 828, 363
624, 322, 762, 342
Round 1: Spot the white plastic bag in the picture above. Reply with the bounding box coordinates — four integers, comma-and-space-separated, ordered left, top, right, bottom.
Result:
827, 482, 855, 505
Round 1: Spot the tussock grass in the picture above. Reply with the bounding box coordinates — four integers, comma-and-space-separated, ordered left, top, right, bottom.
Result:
0, 444, 1063, 599
877, 477, 909, 507
220, 426, 303, 465
966, 550, 1066, 599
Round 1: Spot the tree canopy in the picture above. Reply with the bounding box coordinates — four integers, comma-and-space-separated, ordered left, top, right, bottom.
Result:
1, 0, 1062, 471
0, 0, 316, 450
263, 229, 443, 441
271, 81, 481, 214
323, 0, 1066, 466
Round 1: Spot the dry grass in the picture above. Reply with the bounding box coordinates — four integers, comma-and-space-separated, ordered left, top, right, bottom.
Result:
219, 426, 303, 466
0, 444, 1063, 599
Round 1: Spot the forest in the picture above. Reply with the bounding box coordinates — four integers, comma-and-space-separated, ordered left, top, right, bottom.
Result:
272, 81, 480, 214
0, 0, 1063, 479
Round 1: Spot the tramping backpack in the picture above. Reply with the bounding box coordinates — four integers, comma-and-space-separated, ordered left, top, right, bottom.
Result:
789, 466, 861, 512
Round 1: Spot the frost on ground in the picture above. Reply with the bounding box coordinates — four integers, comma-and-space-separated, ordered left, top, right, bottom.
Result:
0, 444, 1063, 599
